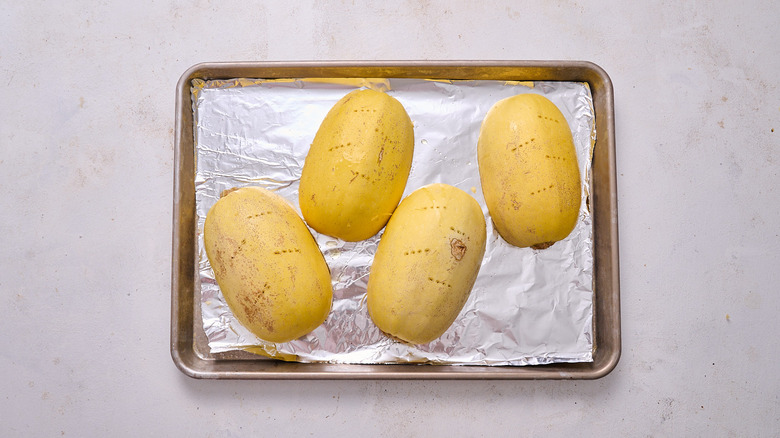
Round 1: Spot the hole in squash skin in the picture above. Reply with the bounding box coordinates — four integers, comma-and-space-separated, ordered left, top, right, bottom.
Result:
246, 211, 273, 219
273, 248, 301, 255
427, 277, 452, 288
449, 226, 466, 236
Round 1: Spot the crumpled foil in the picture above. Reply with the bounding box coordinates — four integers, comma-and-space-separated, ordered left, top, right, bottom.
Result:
194, 77, 595, 365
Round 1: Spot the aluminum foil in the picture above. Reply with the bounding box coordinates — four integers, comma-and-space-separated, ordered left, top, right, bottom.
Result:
193, 77, 595, 366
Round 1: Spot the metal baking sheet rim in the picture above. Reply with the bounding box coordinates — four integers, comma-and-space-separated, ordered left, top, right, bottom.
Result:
171, 61, 620, 380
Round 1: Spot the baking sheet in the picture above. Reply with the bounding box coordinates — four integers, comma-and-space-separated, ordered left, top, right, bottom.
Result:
193, 77, 595, 366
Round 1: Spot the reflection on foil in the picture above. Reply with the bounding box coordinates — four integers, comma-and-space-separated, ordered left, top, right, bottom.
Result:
194, 78, 595, 366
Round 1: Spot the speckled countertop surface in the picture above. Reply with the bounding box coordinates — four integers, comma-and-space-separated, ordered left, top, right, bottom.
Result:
2, 1, 778, 436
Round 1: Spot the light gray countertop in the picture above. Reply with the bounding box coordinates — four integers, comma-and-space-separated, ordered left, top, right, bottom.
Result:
2, 1, 778, 436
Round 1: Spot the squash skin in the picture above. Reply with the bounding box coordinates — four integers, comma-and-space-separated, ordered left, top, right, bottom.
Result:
477, 94, 581, 249
367, 184, 487, 344
204, 186, 333, 343
299, 89, 414, 242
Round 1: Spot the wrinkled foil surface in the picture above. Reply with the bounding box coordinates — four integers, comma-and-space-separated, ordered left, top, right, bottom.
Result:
194, 78, 595, 365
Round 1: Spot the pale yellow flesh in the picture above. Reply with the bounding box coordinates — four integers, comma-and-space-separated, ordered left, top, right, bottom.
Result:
299, 89, 414, 241
477, 93, 581, 248
367, 184, 487, 344
203, 187, 333, 343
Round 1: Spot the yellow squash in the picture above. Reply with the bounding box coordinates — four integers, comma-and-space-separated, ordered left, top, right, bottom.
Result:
367, 184, 487, 344
203, 186, 332, 343
299, 89, 414, 241
477, 93, 581, 249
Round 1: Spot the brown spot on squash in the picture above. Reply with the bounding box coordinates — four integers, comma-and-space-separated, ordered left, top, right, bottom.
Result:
450, 238, 467, 261
531, 241, 555, 250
